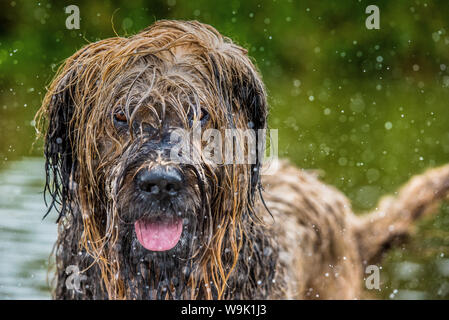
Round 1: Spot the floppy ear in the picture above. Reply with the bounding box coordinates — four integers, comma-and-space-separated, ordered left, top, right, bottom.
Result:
38, 66, 79, 221
232, 57, 267, 134
231, 55, 267, 200
208, 46, 268, 200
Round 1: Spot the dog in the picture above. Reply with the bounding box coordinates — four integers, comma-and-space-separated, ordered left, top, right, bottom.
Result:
35, 20, 449, 299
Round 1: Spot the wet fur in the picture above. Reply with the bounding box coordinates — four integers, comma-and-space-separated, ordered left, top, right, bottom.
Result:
36, 20, 449, 299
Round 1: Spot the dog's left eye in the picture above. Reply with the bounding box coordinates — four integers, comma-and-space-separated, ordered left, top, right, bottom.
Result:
114, 111, 127, 124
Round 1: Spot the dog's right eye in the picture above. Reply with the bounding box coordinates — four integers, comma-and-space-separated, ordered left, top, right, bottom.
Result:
114, 111, 127, 124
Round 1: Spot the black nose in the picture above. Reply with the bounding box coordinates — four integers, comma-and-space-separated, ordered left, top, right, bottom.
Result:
136, 167, 182, 198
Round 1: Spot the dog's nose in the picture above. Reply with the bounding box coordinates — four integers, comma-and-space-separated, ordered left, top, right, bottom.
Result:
136, 167, 182, 198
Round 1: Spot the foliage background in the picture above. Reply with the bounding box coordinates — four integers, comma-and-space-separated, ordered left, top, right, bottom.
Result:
1, 0, 449, 299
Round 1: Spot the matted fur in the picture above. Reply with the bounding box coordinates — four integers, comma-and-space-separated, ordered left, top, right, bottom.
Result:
36, 20, 449, 300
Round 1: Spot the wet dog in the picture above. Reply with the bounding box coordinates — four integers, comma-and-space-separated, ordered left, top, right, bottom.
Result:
36, 20, 449, 299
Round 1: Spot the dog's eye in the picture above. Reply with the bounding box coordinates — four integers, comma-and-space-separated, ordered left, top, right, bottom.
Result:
188, 108, 209, 127
114, 111, 127, 124
200, 108, 209, 124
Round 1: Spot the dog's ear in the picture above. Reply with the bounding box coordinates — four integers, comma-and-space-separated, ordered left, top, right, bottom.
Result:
38, 65, 79, 221
208, 45, 268, 200
232, 57, 268, 134
231, 53, 268, 200
209, 47, 268, 131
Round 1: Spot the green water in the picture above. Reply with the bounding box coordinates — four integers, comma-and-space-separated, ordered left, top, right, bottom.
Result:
0, 158, 56, 299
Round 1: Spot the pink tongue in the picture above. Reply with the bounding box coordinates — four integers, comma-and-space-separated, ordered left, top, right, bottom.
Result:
134, 218, 183, 251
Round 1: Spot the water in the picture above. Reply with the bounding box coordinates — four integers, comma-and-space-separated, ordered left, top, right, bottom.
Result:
0, 158, 56, 299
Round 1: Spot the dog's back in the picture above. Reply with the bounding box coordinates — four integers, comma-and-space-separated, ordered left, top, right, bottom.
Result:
261, 159, 449, 299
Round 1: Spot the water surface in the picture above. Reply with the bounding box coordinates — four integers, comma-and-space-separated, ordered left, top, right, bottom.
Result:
0, 158, 56, 299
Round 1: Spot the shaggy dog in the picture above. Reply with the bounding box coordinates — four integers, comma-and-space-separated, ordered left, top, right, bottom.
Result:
36, 20, 449, 299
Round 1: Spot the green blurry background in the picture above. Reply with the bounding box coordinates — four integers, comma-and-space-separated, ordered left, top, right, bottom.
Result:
1, 0, 449, 299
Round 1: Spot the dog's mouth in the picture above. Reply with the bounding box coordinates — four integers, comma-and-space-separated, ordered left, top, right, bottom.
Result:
134, 217, 183, 251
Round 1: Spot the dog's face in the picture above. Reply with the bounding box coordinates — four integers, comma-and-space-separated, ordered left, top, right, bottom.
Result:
107, 62, 219, 259
37, 20, 268, 298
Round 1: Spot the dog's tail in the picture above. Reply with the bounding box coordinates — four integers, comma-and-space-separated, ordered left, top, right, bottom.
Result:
354, 164, 449, 264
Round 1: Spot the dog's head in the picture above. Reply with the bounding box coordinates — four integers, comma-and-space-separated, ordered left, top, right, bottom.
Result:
37, 20, 269, 298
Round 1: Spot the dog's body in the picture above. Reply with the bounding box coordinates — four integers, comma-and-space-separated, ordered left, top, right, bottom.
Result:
262, 160, 449, 299
36, 20, 449, 300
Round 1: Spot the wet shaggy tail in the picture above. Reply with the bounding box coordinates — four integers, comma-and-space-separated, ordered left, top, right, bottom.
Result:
355, 164, 449, 264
